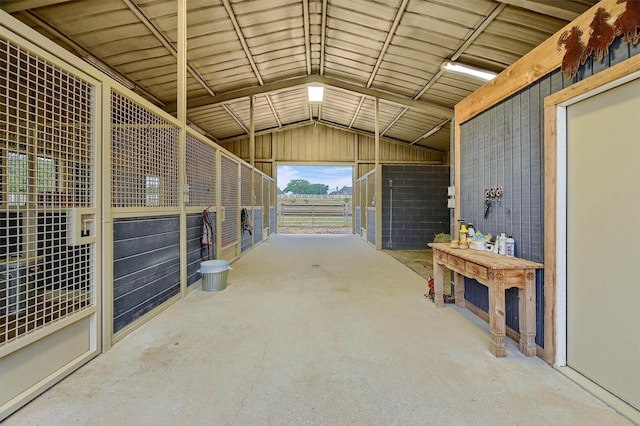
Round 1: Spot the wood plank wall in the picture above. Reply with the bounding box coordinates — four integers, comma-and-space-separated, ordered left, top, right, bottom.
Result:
113, 215, 181, 333
186, 212, 204, 287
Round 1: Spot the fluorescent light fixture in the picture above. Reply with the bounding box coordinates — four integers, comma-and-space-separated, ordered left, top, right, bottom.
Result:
308, 86, 324, 103
441, 61, 496, 82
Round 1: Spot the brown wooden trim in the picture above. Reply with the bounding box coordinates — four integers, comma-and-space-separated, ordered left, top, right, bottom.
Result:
543, 54, 640, 366
455, 0, 624, 125
545, 53, 640, 107
454, 120, 461, 240
543, 103, 557, 365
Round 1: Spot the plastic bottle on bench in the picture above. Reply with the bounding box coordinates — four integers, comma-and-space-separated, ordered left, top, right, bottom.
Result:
506, 236, 515, 257
498, 233, 507, 255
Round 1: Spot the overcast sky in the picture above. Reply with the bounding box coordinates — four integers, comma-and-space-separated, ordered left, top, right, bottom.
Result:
277, 165, 353, 193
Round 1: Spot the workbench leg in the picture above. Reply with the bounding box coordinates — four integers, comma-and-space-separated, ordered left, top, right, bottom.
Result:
518, 270, 537, 356
454, 272, 465, 308
488, 273, 507, 357
433, 258, 444, 308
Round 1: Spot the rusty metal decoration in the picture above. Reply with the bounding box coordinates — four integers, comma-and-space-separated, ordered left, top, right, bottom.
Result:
581, 7, 617, 65
558, 26, 585, 79
558, 0, 640, 79
614, 0, 640, 45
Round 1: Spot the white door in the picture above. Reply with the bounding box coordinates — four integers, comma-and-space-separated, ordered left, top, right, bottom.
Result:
566, 76, 640, 411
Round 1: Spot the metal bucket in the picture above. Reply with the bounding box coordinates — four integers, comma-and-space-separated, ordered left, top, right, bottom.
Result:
199, 260, 230, 292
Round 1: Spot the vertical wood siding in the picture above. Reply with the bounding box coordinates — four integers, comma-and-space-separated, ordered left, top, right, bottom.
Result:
220, 123, 444, 167
459, 36, 639, 347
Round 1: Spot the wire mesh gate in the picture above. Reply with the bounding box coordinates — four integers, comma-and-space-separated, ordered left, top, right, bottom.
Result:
1, 33, 100, 418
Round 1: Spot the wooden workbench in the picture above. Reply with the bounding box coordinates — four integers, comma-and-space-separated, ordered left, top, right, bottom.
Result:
428, 243, 544, 357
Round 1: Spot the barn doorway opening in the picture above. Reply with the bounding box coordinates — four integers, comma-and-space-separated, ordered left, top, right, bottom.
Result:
276, 165, 354, 234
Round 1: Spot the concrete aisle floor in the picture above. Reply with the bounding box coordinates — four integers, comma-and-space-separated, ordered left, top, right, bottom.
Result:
5, 235, 633, 425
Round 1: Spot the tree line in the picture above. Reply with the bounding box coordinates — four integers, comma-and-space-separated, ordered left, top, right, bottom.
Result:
281, 179, 329, 195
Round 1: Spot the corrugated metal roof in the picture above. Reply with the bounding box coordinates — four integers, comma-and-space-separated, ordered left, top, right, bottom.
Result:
3, 0, 598, 152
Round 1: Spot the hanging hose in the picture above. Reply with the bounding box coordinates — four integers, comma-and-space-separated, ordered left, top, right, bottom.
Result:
201, 209, 214, 260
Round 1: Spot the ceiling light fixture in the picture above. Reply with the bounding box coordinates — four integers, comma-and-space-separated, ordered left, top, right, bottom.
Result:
308, 86, 324, 103
441, 61, 497, 82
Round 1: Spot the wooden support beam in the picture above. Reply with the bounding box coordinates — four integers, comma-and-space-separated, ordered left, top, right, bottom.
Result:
455, 0, 623, 125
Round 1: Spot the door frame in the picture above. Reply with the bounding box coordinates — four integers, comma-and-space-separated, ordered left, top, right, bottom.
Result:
543, 55, 640, 422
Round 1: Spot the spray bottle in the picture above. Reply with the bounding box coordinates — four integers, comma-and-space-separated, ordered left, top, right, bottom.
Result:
458, 220, 468, 248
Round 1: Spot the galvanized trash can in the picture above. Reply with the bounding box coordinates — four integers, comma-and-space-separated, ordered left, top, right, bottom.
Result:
199, 260, 230, 291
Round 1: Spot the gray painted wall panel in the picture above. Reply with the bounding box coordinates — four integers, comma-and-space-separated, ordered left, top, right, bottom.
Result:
253, 208, 263, 244
113, 215, 181, 333
367, 209, 375, 245
459, 39, 639, 348
381, 165, 450, 249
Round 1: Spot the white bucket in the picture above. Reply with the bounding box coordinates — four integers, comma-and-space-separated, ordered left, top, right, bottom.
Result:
198, 260, 231, 291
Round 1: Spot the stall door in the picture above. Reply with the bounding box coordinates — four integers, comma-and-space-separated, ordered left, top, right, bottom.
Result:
0, 35, 100, 419
566, 76, 640, 411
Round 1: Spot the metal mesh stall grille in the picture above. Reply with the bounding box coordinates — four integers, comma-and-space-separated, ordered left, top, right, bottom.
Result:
185, 134, 216, 207
1, 37, 95, 345
220, 156, 238, 247
110, 91, 179, 208
253, 170, 262, 206
240, 164, 252, 206
358, 178, 367, 231
262, 176, 270, 226
366, 172, 375, 208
